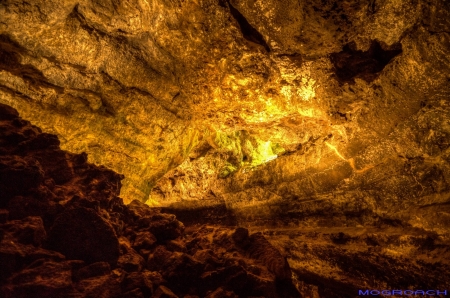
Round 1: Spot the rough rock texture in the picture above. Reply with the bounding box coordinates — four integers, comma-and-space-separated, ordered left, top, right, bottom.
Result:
47, 207, 121, 266
1, 0, 447, 205
1, 0, 450, 296
0, 0, 198, 202
0, 104, 299, 297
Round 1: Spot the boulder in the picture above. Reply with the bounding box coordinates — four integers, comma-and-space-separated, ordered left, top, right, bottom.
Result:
47, 207, 120, 266
0, 216, 46, 246
73, 262, 111, 281
132, 231, 157, 251
75, 274, 121, 298
148, 245, 203, 295
0, 103, 19, 120
145, 213, 184, 241
121, 271, 154, 297
0, 260, 75, 298
247, 232, 292, 281
0, 156, 44, 205
205, 287, 238, 298
153, 285, 179, 298
118, 248, 146, 273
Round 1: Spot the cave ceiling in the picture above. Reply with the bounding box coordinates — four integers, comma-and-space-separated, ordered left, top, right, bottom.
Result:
0, 0, 450, 233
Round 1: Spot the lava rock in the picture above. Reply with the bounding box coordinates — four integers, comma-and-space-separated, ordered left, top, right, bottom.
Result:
118, 248, 146, 273
233, 228, 292, 281
192, 249, 223, 271
205, 287, 238, 298
146, 213, 184, 241
127, 200, 185, 241
0, 260, 75, 298
0, 209, 8, 223
330, 232, 352, 244
75, 274, 121, 298
231, 227, 250, 247
17, 133, 60, 152
147, 245, 174, 271
0, 156, 44, 205
122, 288, 145, 298
6, 194, 53, 222
0, 103, 19, 120
153, 285, 179, 298
148, 246, 203, 295
132, 231, 157, 251
73, 262, 111, 281
199, 265, 246, 294
121, 271, 154, 297
247, 232, 292, 281
126, 199, 157, 219
47, 207, 120, 266
165, 239, 187, 253
0, 104, 302, 297
0, 247, 63, 282
0, 216, 46, 246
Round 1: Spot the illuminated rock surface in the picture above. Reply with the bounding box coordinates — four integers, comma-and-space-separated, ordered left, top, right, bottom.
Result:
1, 0, 449, 204
1, 0, 450, 296
0, 104, 300, 297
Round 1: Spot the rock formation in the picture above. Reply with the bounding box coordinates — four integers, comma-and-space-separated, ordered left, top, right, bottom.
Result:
0, 103, 300, 297
1, 0, 450, 296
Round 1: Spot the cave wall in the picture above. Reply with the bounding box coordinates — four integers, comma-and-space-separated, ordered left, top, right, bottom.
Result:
1, 0, 450, 296
2, 0, 447, 205
0, 0, 449, 230
0, 0, 202, 202
148, 0, 450, 231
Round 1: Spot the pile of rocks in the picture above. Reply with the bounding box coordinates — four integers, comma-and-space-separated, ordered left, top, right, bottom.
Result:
0, 103, 300, 297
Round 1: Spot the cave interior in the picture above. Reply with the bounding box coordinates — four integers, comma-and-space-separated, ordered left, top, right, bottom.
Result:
1, 0, 450, 297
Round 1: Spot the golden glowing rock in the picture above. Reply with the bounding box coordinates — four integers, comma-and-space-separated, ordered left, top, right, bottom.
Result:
1, 0, 450, 295
1, 0, 450, 217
